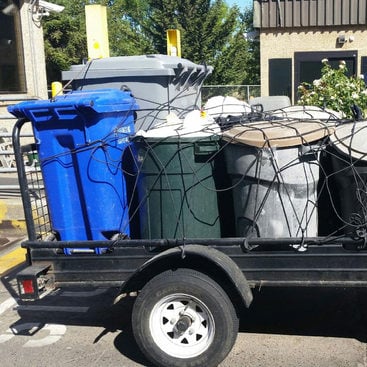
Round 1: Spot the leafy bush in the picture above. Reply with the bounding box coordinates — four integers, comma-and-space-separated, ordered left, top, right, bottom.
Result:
297, 59, 367, 119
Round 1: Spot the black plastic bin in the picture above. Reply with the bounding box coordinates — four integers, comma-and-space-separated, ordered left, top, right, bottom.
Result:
328, 121, 367, 238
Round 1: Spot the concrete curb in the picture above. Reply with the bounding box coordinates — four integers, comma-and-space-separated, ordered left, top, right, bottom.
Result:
0, 219, 26, 229
0, 246, 27, 277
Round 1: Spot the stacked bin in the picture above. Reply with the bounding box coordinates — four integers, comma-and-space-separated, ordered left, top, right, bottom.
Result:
327, 121, 367, 238
131, 115, 223, 239
223, 120, 332, 239
8, 89, 138, 253
62, 54, 212, 131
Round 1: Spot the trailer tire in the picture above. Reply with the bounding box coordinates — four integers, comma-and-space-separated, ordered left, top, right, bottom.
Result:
132, 268, 239, 367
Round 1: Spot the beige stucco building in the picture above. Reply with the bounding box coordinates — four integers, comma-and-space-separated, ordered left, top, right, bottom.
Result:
254, 0, 367, 103
0, 0, 48, 125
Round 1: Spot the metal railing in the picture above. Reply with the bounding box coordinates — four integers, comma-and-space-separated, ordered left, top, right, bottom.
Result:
0, 97, 39, 195
0, 116, 33, 174
201, 85, 261, 103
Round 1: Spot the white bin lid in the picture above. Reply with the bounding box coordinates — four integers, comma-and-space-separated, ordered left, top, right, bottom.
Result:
204, 95, 251, 118
269, 105, 342, 120
223, 120, 335, 148
135, 110, 221, 138
330, 120, 367, 161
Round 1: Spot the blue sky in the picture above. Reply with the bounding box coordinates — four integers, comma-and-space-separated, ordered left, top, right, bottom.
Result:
225, 0, 252, 10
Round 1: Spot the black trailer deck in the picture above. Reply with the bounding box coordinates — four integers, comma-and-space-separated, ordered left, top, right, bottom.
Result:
12, 114, 367, 293
20, 236, 367, 289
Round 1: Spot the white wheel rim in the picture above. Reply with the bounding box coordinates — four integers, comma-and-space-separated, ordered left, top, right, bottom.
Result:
149, 293, 215, 359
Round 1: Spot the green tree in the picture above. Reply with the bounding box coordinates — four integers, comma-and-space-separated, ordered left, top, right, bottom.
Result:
103, 0, 154, 56
141, 0, 258, 85
42, 0, 152, 83
41, 0, 259, 87
42, 0, 88, 83
209, 9, 260, 85
143, 1, 237, 64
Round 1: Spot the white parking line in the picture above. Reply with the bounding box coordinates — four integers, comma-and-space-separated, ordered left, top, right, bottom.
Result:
1, 323, 67, 347
0, 298, 17, 316
23, 324, 67, 348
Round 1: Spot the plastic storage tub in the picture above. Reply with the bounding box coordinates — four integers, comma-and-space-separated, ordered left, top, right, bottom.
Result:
131, 113, 223, 239
223, 120, 332, 238
62, 54, 212, 131
327, 121, 367, 238
8, 89, 138, 253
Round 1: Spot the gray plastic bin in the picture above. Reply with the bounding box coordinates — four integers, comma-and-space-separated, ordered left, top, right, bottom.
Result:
62, 54, 212, 131
223, 120, 332, 238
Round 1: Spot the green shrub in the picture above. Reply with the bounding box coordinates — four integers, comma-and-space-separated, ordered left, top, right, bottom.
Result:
297, 59, 367, 119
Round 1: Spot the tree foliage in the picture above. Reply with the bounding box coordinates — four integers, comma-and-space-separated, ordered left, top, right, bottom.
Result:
42, 0, 87, 83
41, 0, 259, 86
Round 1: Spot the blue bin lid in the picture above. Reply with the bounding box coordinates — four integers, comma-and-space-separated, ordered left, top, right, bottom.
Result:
8, 89, 139, 121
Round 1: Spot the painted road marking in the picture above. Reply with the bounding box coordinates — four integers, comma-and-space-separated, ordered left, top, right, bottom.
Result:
0, 322, 41, 344
0, 323, 67, 347
23, 324, 67, 348
0, 247, 26, 275
0, 297, 17, 316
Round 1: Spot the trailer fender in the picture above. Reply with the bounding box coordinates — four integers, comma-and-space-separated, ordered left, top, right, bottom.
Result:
118, 244, 253, 308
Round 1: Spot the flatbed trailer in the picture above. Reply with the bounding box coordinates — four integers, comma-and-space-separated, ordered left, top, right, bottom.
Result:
12, 116, 367, 367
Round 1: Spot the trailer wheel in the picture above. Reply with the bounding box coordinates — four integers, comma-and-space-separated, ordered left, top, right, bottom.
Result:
132, 268, 239, 367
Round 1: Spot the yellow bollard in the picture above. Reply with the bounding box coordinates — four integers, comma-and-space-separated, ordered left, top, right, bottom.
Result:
166, 29, 181, 57
85, 5, 110, 59
51, 81, 63, 97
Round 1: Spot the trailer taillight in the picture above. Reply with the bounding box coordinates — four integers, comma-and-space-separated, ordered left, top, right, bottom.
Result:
20, 279, 35, 294
16, 265, 52, 300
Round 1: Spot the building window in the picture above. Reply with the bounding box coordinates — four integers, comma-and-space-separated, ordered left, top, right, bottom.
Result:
294, 51, 357, 99
269, 58, 292, 98
361, 57, 367, 81
0, 4, 26, 93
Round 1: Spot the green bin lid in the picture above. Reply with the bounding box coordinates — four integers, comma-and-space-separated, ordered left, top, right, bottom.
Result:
223, 120, 335, 148
330, 120, 367, 161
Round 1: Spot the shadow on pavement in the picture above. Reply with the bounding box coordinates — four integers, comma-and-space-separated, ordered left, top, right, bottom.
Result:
2, 275, 367, 365
240, 286, 367, 342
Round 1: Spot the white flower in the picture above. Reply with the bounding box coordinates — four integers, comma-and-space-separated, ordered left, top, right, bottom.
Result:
339, 64, 345, 69
359, 74, 365, 80
313, 79, 321, 87
352, 92, 359, 99
340, 60, 346, 66
362, 90, 367, 96
322, 58, 328, 64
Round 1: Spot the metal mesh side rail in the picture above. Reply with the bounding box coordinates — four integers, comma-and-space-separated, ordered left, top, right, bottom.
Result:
12, 119, 52, 240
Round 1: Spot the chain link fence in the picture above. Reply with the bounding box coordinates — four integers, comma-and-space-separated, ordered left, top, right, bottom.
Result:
201, 85, 261, 103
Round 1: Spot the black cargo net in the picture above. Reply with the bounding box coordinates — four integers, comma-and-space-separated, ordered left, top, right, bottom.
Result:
14, 80, 367, 253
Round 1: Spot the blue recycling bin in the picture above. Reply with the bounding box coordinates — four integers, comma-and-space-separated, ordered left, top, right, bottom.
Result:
9, 89, 138, 253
